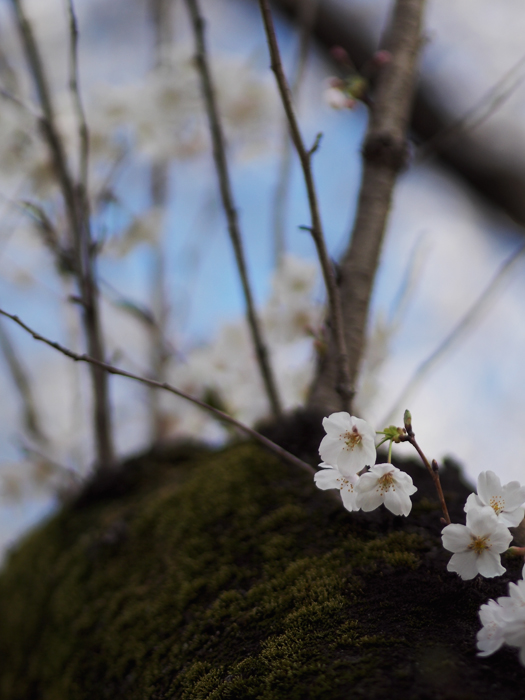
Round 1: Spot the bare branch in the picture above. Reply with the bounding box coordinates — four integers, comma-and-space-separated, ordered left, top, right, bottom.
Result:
10, 0, 114, 468
258, 0, 352, 412
0, 306, 317, 478
184, 0, 283, 419
271, 0, 319, 264
308, 0, 426, 413
0, 319, 47, 446
65, 0, 89, 193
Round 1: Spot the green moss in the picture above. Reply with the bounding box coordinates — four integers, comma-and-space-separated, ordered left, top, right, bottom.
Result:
0, 442, 523, 699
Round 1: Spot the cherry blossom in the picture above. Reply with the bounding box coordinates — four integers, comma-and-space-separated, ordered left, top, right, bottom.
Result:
477, 566, 525, 664
477, 598, 514, 657
442, 506, 513, 580
319, 413, 376, 476
355, 464, 417, 516
314, 464, 359, 511
465, 470, 525, 527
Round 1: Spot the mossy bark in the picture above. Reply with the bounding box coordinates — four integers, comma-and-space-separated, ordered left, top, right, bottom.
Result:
0, 429, 524, 699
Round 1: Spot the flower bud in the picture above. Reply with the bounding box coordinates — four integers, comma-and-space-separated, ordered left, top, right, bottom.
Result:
403, 409, 414, 437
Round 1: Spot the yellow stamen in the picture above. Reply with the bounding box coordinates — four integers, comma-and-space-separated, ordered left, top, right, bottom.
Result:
489, 497, 504, 515
377, 472, 395, 493
342, 426, 362, 451
468, 535, 490, 554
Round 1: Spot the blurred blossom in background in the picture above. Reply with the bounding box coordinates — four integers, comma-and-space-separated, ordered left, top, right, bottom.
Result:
0, 0, 524, 557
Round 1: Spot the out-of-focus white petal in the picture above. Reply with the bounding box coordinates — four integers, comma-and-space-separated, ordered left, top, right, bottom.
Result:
464, 493, 483, 512
499, 507, 525, 528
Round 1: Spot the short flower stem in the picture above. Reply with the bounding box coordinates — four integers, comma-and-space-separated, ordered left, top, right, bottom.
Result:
387, 440, 393, 464
403, 435, 451, 525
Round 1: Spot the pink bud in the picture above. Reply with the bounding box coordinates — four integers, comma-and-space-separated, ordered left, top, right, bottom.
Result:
373, 50, 392, 67
330, 45, 350, 64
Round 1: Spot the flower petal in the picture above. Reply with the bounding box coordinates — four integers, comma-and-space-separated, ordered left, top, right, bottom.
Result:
340, 484, 359, 512
501, 482, 525, 511
356, 488, 383, 512
488, 523, 513, 553
441, 524, 470, 553
319, 435, 342, 466
465, 505, 499, 536
384, 489, 412, 517
447, 551, 479, 580
464, 493, 483, 513
499, 507, 524, 528
478, 471, 502, 504
477, 550, 506, 578
314, 468, 342, 491
322, 412, 351, 435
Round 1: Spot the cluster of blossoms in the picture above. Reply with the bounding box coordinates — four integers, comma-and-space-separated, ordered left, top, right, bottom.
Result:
477, 564, 525, 661
315, 415, 525, 667
441, 471, 525, 580
314, 412, 417, 516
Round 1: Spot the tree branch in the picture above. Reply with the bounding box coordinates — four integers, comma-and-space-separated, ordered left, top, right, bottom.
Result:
184, 0, 283, 418
10, 0, 114, 468
308, 0, 426, 412
258, 0, 352, 412
0, 307, 317, 478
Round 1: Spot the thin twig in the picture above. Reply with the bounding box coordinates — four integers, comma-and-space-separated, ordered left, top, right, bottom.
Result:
381, 242, 525, 426
184, 0, 282, 419
418, 51, 525, 162
10, 0, 114, 468
271, 0, 319, 264
0, 306, 317, 478
148, 0, 173, 442
400, 431, 450, 524
65, 0, 89, 193
0, 319, 47, 445
258, 0, 352, 412
308, 0, 426, 413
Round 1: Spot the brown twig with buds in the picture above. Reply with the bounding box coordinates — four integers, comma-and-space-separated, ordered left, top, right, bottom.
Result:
401, 409, 451, 524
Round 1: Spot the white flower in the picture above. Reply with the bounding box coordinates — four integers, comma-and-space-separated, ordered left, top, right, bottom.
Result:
477, 598, 515, 656
323, 86, 348, 109
319, 413, 376, 476
314, 463, 359, 511
442, 506, 513, 580
465, 470, 525, 527
477, 564, 525, 664
501, 606, 525, 665
355, 464, 417, 516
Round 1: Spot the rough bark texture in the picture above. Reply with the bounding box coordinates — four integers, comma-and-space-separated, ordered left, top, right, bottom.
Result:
308, 0, 425, 412
1, 414, 525, 699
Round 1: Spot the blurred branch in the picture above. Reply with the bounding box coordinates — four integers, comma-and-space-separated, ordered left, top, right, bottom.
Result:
147, 0, 173, 442
266, 0, 525, 228
184, 0, 283, 418
65, 0, 89, 192
0, 307, 318, 478
258, 0, 352, 412
308, 0, 426, 413
418, 52, 525, 162
381, 242, 525, 425
10, 0, 114, 469
272, 0, 319, 264
0, 319, 47, 445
